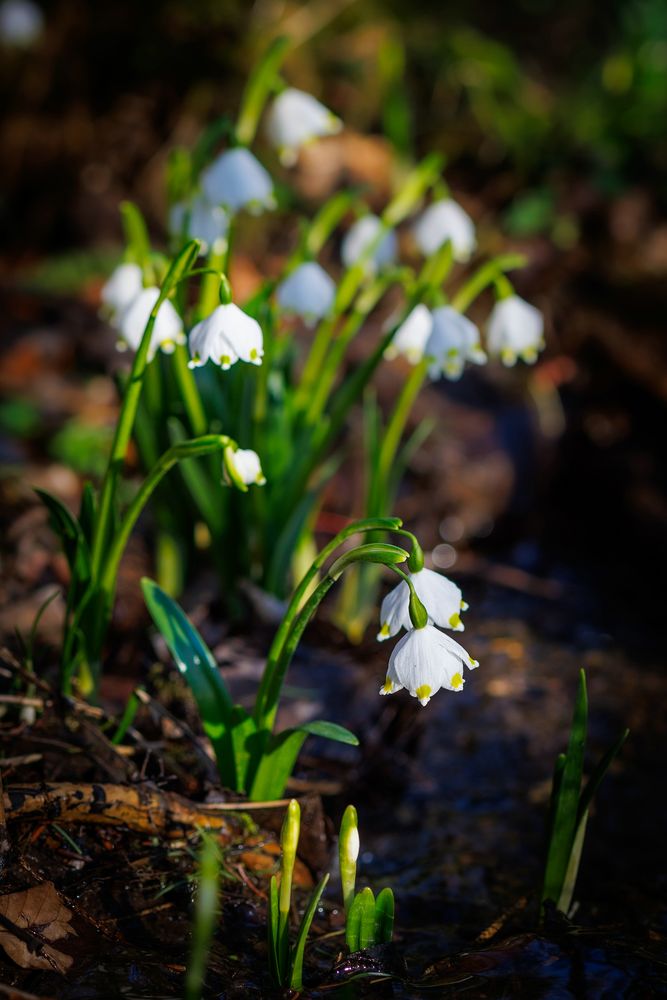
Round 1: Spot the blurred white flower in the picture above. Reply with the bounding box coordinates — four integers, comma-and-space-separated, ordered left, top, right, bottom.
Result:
119, 288, 185, 361
341, 215, 397, 273
101, 263, 143, 320
188, 303, 263, 371
377, 567, 466, 641
201, 148, 275, 216
170, 196, 229, 256
0, 0, 43, 46
413, 198, 476, 262
380, 624, 478, 705
267, 87, 342, 166
276, 261, 336, 324
425, 306, 486, 380
487, 295, 545, 366
385, 304, 433, 364
223, 446, 266, 488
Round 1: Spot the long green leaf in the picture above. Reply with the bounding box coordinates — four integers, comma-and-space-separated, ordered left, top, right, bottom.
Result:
267, 875, 282, 986
141, 578, 238, 789
358, 887, 377, 949
120, 201, 152, 268
289, 873, 330, 991
374, 887, 395, 944
541, 669, 588, 907
35, 488, 90, 591
346, 891, 362, 952
297, 720, 359, 746
248, 729, 307, 802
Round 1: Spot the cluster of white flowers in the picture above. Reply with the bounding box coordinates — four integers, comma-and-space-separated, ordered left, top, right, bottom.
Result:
389, 293, 543, 381
377, 566, 478, 706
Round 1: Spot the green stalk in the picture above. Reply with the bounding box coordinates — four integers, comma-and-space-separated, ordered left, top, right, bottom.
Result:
376, 358, 428, 488
235, 37, 289, 146
185, 833, 221, 1000
172, 344, 207, 436
451, 253, 526, 313
253, 517, 402, 725
99, 436, 229, 600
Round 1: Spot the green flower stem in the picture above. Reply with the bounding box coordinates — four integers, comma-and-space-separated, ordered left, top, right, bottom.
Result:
254, 517, 402, 723
254, 532, 406, 731
382, 152, 444, 228
90, 241, 199, 581
196, 248, 228, 320
376, 357, 429, 488
235, 36, 289, 146
172, 343, 207, 436
99, 435, 230, 600
451, 253, 526, 313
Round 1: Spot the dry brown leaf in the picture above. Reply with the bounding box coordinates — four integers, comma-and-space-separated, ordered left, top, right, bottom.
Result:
0, 882, 76, 973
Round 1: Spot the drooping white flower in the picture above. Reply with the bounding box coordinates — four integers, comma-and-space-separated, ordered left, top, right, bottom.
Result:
118, 287, 185, 360
380, 625, 479, 705
223, 447, 266, 488
201, 148, 275, 216
487, 295, 544, 366
378, 567, 467, 641
188, 303, 263, 371
385, 304, 434, 364
267, 87, 342, 166
425, 306, 487, 380
341, 215, 397, 273
170, 195, 229, 256
101, 263, 144, 320
0, 0, 43, 46
413, 199, 476, 262
276, 261, 336, 324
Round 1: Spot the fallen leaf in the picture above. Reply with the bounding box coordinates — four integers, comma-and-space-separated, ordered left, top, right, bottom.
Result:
0, 882, 76, 973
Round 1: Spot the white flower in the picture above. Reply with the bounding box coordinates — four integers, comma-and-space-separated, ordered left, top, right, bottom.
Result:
378, 567, 466, 641
0, 0, 43, 46
170, 196, 229, 256
385, 304, 433, 364
487, 295, 544, 366
267, 87, 342, 166
188, 303, 263, 371
276, 261, 336, 324
341, 215, 397, 273
413, 199, 477, 262
380, 625, 478, 705
201, 148, 275, 216
223, 447, 266, 488
118, 287, 185, 360
101, 263, 144, 320
425, 306, 486, 380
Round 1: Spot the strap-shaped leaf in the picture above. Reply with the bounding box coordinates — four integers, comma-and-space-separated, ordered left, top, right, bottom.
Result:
142, 578, 239, 790
120, 201, 151, 268
374, 887, 395, 944
346, 890, 362, 952
248, 720, 359, 802
267, 875, 282, 986
542, 670, 587, 907
289, 873, 330, 991
297, 720, 359, 746
78, 482, 97, 546
35, 487, 90, 590
357, 887, 377, 950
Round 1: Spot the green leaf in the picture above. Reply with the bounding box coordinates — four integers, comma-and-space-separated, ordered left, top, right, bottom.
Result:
296, 720, 359, 746
358, 887, 377, 949
120, 201, 151, 268
541, 669, 588, 908
248, 729, 307, 802
78, 482, 97, 546
267, 875, 282, 986
289, 873, 330, 991
158, 239, 201, 307
557, 727, 629, 914
141, 578, 238, 790
35, 488, 90, 593
374, 887, 395, 944
346, 890, 362, 952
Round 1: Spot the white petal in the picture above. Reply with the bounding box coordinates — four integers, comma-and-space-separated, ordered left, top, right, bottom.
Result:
101, 263, 144, 318
201, 148, 275, 215
0, 0, 43, 45
188, 303, 263, 370
119, 288, 184, 360
170, 196, 229, 256
341, 215, 397, 273
386, 625, 473, 705
385, 304, 433, 364
267, 88, 342, 165
425, 306, 485, 381
487, 295, 544, 365
276, 261, 336, 324
225, 448, 266, 487
412, 568, 464, 631
413, 199, 477, 262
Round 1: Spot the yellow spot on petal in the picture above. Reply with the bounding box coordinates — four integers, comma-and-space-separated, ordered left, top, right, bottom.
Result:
451, 672, 463, 690
220, 354, 231, 367
382, 679, 394, 694
379, 623, 390, 637
501, 348, 516, 366
415, 684, 432, 703
250, 348, 258, 360
449, 612, 462, 629
446, 347, 459, 358
469, 656, 478, 668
